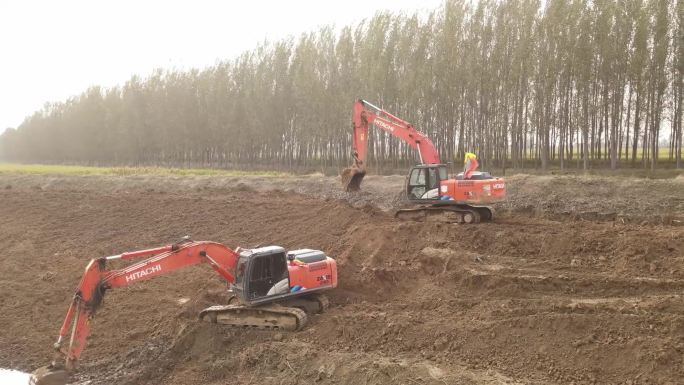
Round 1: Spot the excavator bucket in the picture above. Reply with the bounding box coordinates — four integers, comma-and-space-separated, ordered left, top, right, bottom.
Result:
341, 165, 366, 191
29, 365, 69, 385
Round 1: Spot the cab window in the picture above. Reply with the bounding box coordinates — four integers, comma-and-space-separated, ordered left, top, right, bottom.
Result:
235, 258, 247, 284
428, 168, 438, 189
408, 168, 427, 199
409, 168, 425, 185
438, 166, 447, 180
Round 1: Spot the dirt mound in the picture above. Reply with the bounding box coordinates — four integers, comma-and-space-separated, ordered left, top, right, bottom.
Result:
103, 322, 519, 385
501, 174, 684, 224
2, 171, 681, 224
0, 174, 682, 385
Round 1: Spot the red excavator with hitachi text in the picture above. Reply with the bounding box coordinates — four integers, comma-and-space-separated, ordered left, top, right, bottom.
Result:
30, 237, 336, 385
341, 99, 506, 223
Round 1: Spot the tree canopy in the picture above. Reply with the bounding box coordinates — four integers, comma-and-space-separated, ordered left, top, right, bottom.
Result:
1, 0, 682, 171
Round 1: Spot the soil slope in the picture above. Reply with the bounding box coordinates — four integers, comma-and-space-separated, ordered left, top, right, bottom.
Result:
0, 174, 682, 385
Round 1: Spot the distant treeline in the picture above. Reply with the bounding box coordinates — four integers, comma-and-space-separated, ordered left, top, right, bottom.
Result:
1, 0, 682, 171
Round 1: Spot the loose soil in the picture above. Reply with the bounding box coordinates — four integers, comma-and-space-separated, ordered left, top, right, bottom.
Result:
0, 173, 682, 385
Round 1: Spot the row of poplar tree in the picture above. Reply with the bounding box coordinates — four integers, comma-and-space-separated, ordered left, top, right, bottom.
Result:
1, 0, 682, 171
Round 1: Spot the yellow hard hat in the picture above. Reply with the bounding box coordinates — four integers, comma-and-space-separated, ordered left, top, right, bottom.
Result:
464, 152, 477, 163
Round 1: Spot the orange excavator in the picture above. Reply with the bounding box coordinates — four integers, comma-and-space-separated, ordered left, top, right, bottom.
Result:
341, 99, 506, 223
30, 237, 337, 385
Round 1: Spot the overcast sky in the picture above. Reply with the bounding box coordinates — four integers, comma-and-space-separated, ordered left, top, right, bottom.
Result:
0, 0, 443, 133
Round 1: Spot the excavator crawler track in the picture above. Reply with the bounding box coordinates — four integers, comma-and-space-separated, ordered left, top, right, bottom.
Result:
311, 293, 330, 312
395, 205, 492, 224
280, 294, 328, 314
199, 304, 308, 331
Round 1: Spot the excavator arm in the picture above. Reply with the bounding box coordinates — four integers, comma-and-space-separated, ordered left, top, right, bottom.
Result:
31, 239, 240, 385
343, 100, 440, 191
351, 99, 440, 166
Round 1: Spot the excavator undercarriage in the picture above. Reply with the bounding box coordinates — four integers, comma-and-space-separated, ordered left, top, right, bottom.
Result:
200, 293, 329, 331
395, 204, 493, 224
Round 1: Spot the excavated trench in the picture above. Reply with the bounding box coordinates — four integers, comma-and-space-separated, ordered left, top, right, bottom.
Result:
0, 174, 682, 385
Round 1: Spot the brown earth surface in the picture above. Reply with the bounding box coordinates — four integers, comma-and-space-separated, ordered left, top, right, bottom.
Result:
0, 173, 683, 385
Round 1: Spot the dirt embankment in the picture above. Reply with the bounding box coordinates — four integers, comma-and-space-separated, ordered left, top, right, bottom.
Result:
0, 173, 682, 385
2, 172, 683, 223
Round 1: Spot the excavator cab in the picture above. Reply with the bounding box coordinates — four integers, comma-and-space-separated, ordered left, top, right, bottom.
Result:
231, 246, 336, 307
232, 246, 289, 305
406, 164, 448, 201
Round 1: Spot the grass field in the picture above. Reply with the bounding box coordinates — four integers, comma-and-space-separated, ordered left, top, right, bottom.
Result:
1, 162, 681, 180
0, 163, 290, 177
508, 147, 680, 162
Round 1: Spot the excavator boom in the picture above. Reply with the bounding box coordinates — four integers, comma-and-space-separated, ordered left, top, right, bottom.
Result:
342, 99, 440, 191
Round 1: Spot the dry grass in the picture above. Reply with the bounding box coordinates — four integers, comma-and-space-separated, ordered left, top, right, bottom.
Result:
0, 164, 290, 177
